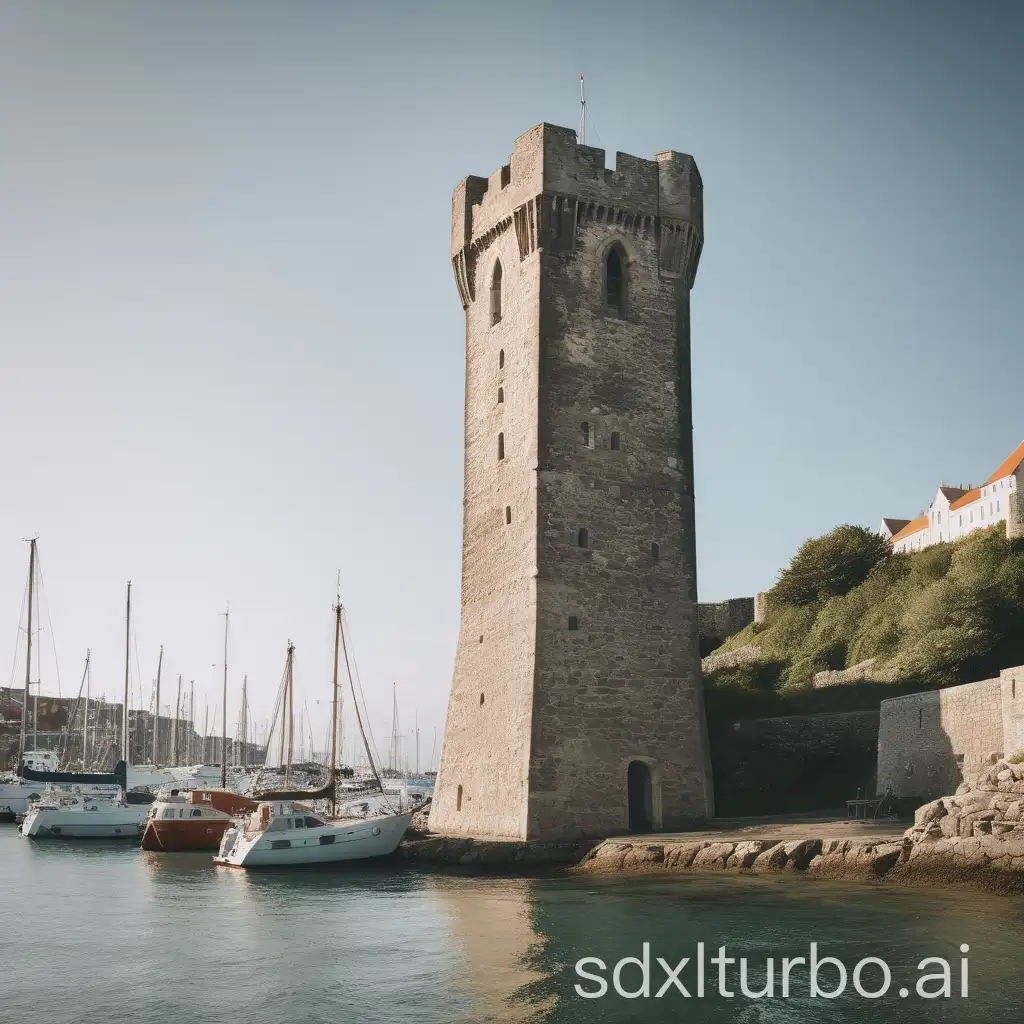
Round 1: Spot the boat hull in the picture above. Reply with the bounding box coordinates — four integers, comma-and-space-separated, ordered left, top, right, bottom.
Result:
20, 805, 149, 839
214, 810, 413, 868
140, 817, 233, 851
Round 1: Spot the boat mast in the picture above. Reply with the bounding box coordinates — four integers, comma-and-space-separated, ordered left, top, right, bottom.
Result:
188, 680, 194, 764
122, 581, 131, 763
278, 643, 291, 772
83, 649, 91, 767
152, 645, 163, 765
330, 595, 341, 817
172, 674, 182, 766
285, 643, 295, 786
19, 538, 37, 759
241, 675, 248, 768
221, 604, 229, 787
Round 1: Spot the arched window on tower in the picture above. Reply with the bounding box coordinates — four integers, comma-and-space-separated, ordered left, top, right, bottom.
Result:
490, 261, 503, 325
606, 245, 626, 317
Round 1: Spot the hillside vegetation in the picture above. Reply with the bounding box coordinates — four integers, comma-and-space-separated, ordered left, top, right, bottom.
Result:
705, 522, 1024, 719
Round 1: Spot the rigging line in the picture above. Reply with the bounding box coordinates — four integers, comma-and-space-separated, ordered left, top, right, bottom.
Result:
34, 548, 64, 698
338, 606, 391, 811
339, 607, 385, 776
6, 571, 29, 691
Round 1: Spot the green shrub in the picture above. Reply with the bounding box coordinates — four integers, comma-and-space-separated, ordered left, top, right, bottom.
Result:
710, 523, 1024, 707
770, 525, 891, 606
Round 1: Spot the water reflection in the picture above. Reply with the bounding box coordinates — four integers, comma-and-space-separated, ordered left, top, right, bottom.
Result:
423, 875, 554, 1023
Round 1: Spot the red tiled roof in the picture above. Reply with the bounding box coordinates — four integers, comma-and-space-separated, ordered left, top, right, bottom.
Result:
890, 514, 928, 543
949, 487, 981, 511
984, 440, 1024, 485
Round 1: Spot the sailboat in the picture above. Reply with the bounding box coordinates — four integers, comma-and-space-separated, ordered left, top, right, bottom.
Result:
0, 539, 64, 820
20, 582, 151, 840
214, 594, 413, 868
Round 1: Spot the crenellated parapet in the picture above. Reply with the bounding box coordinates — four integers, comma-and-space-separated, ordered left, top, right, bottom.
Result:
450, 123, 704, 308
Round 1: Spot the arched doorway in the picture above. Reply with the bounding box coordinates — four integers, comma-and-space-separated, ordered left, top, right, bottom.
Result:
627, 760, 653, 833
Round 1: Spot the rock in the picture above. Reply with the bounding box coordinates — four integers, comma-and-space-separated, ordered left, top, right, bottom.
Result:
726, 840, 778, 869
622, 844, 665, 869
782, 838, 822, 870
914, 799, 947, 826
664, 842, 706, 869
752, 843, 791, 872
692, 842, 735, 869
578, 843, 630, 872
845, 842, 903, 875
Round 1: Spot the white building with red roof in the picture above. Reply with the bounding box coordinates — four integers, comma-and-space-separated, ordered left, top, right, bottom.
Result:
881, 440, 1024, 553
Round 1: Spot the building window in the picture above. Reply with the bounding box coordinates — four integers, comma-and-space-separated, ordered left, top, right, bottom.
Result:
651, 542, 660, 561
581, 422, 591, 447
606, 245, 626, 316
489, 261, 502, 325
997, 501, 1000, 513
568, 616, 579, 631
610, 431, 621, 451
937, 511, 941, 524
497, 387, 504, 404
499, 349, 504, 369
497, 433, 504, 460
959, 515, 963, 526
918, 708, 923, 728
456, 785, 463, 811
479, 693, 485, 706
479, 635, 484, 644
578, 528, 589, 548
505, 505, 511, 524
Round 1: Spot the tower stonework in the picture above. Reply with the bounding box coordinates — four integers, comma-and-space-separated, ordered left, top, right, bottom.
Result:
432, 123, 714, 840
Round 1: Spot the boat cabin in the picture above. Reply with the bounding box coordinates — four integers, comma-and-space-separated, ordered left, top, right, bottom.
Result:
244, 801, 325, 833
20, 751, 59, 773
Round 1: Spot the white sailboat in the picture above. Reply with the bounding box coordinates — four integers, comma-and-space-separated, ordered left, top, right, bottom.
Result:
0, 539, 58, 820
20, 786, 149, 838
20, 581, 147, 840
215, 594, 413, 868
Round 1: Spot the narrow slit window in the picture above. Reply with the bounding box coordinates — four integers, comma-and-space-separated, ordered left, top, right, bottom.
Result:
479, 693, 485, 706
497, 433, 504, 460
499, 349, 505, 369
651, 542, 660, 561
606, 246, 626, 316
610, 431, 620, 451
490, 261, 503, 324
497, 387, 504, 404
505, 505, 511, 525
581, 422, 591, 447
456, 785, 463, 811
578, 527, 589, 548
568, 616, 579, 631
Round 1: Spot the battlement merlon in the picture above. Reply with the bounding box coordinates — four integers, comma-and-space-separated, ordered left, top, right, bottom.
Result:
450, 123, 703, 257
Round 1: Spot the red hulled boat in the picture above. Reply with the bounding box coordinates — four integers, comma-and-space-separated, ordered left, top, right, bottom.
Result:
140, 789, 260, 851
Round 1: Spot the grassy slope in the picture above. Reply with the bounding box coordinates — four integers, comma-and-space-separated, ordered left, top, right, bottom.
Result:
705, 523, 1024, 720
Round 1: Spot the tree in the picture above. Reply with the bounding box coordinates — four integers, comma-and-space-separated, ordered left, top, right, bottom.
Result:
771, 525, 891, 607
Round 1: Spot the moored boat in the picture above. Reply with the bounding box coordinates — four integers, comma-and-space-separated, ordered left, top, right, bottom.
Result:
141, 788, 260, 851
214, 589, 414, 869
214, 799, 413, 868
19, 786, 149, 839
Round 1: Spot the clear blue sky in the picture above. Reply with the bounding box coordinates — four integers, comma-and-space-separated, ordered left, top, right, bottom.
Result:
1, 1, 1021, 763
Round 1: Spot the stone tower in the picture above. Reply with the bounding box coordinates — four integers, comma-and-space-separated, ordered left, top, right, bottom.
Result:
432, 123, 714, 840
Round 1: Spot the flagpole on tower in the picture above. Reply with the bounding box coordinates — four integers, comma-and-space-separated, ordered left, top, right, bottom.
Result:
579, 75, 586, 145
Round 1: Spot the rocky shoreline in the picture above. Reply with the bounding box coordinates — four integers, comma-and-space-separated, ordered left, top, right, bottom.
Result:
399, 757, 1024, 893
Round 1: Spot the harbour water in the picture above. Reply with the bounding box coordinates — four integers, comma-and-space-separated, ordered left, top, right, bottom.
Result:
5, 825, 1023, 1023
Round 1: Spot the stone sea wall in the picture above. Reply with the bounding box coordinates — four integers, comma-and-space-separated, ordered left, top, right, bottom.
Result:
575, 836, 905, 881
